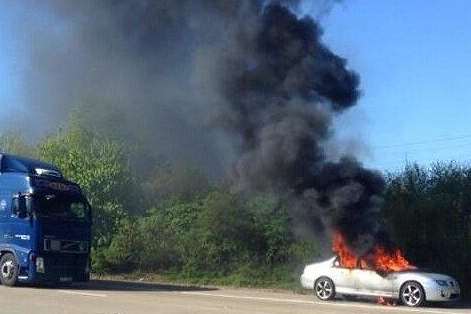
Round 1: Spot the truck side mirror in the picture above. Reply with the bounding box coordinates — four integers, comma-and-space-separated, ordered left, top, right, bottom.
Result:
12, 195, 31, 219
25, 196, 33, 216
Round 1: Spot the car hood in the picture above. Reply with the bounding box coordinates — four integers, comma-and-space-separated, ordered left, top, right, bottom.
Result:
393, 270, 456, 282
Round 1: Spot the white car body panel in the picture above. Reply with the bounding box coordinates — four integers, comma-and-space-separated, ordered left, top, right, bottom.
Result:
301, 256, 460, 302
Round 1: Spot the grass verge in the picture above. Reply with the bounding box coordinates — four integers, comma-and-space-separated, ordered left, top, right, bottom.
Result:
93, 265, 307, 294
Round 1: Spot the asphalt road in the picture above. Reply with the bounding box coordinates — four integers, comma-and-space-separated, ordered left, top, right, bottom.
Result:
0, 280, 470, 314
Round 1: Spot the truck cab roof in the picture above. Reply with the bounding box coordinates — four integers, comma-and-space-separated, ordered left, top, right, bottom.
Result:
0, 154, 63, 178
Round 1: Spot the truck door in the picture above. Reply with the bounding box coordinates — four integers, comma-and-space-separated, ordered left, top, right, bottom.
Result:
0, 191, 10, 246
6, 194, 34, 257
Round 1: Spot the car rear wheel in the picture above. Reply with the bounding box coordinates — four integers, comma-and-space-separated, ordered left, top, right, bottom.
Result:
400, 281, 425, 307
0, 253, 19, 287
314, 277, 335, 301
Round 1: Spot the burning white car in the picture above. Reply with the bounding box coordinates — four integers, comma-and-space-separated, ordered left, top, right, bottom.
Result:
300, 256, 461, 307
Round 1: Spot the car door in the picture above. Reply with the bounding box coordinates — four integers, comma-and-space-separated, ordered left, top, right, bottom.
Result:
353, 265, 394, 297
329, 257, 357, 294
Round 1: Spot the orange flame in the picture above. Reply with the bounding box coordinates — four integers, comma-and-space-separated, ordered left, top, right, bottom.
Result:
370, 246, 413, 273
332, 232, 358, 268
377, 296, 397, 306
332, 231, 414, 273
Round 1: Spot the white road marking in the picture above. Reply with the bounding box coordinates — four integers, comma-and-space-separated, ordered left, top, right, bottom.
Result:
181, 292, 465, 314
181, 292, 317, 305
58, 290, 108, 298
181, 292, 315, 304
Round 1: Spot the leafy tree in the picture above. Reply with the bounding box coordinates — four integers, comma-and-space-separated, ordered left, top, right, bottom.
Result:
193, 190, 255, 270
384, 162, 471, 297
145, 162, 211, 205
37, 119, 133, 249
0, 114, 325, 287
247, 194, 292, 265
0, 131, 36, 157
100, 217, 143, 272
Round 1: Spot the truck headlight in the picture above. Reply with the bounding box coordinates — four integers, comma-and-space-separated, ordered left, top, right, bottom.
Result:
85, 258, 90, 274
36, 257, 45, 273
436, 280, 448, 286
79, 241, 89, 253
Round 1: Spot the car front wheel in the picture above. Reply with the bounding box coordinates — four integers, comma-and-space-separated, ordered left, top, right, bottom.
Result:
400, 281, 425, 307
314, 277, 336, 301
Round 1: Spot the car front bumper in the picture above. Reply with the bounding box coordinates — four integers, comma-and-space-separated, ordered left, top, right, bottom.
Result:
425, 286, 461, 302
300, 274, 314, 290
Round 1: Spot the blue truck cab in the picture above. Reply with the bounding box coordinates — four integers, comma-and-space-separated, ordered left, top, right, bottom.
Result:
0, 154, 91, 286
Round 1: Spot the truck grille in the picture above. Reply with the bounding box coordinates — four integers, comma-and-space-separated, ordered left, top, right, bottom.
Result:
41, 253, 89, 281
450, 293, 460, 299
44, 239, 88, 254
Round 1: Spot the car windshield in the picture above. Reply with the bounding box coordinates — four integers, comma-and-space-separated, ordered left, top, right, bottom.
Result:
36, 194, 90, 222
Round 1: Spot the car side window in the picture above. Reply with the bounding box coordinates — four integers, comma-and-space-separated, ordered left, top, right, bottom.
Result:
333, 257, 341, 267
359, 259, 373, 270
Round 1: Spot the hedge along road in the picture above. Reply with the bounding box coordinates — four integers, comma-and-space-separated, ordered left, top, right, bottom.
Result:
0, 280, 469, 314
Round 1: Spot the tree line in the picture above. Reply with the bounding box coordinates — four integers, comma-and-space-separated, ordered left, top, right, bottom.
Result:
0, 117, 469, 294
0, 117, 317, 288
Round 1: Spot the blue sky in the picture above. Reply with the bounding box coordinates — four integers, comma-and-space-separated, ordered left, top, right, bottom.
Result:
1, 1, 471, 171
318, 1, 471, 171
0, 4, 22, 115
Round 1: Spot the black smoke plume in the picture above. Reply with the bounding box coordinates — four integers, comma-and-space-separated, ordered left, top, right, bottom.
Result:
213, 3, 385, 254
6, 0, 384, 254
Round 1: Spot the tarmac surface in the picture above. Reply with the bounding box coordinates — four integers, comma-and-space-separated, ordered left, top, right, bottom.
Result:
0, 279, 470, 314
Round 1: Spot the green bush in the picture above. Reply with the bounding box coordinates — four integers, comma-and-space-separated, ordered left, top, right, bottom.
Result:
0, 115, 322, 288
96, 189, 321, 286
0, 131, 36, 157
12, 114, 471, 294
384, 162, 471, 297
37, 118, 136, 256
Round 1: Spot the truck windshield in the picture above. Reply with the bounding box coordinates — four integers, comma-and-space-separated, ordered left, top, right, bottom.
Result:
36, 194, 90, 222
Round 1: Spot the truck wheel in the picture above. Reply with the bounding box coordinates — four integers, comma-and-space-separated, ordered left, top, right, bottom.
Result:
0, 253, 19, 287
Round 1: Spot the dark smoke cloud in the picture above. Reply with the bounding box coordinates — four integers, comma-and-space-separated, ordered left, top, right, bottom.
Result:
8, 0, 384, 254
15, 0, 247, 176
211, 3, 384, 254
